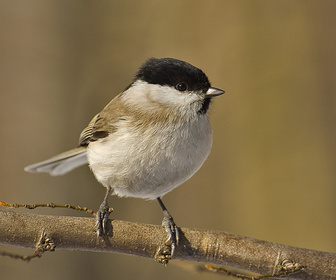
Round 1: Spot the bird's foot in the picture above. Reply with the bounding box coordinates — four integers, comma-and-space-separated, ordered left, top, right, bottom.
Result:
155, 210, 179, 265
96, 200, 112, 237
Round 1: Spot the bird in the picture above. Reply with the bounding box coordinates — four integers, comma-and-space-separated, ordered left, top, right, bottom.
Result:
24, 57, 224, 261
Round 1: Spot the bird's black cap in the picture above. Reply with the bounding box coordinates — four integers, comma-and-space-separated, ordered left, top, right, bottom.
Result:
135, 58, 211, 93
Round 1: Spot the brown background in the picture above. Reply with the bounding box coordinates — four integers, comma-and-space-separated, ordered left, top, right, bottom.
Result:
1, 1, 335, 279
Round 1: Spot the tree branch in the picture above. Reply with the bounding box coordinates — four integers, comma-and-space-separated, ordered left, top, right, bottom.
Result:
0, 209, 335, 279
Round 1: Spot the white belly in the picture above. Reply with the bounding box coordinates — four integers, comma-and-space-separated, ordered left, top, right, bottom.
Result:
87, 116, 212, 199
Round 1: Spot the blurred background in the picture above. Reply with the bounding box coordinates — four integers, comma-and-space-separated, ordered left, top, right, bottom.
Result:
0, 1, 335, 279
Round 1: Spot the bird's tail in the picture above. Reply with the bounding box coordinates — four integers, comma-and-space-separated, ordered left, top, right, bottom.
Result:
24, 146, 88, 176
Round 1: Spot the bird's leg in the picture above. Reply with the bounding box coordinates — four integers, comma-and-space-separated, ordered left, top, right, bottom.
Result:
96, 186, 112, 236
155, 197, 179, 264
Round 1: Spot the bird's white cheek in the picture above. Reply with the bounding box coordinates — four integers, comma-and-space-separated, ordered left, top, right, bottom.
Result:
148, 85, 201, 108
122, 81, 202, 113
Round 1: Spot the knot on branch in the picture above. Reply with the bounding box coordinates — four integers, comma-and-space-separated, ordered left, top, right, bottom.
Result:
35, 230, 56, 255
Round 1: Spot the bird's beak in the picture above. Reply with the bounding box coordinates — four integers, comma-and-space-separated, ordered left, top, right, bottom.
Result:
205, 87, 225, 98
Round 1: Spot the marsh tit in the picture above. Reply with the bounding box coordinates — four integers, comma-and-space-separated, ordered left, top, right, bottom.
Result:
25, 57, 224, 259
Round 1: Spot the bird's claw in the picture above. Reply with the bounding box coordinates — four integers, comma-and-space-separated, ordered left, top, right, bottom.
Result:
96, 201, 111, 236
155, 210, 179, 265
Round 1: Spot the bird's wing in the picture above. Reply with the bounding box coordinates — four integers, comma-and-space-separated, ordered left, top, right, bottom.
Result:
78, 94, 125, 146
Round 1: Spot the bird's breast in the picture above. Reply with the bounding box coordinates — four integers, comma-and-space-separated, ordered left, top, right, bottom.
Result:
87, 115, 212, 199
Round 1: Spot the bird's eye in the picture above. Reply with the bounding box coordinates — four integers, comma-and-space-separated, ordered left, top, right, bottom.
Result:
176, 82, 188, 92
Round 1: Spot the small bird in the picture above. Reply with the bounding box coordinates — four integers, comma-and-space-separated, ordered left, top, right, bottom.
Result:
25, 57, 224, 260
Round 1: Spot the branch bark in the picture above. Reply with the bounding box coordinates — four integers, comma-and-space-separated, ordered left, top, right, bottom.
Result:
0, 209, 335, 279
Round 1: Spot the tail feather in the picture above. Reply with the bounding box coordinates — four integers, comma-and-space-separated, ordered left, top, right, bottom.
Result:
24, 147, 88, 176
